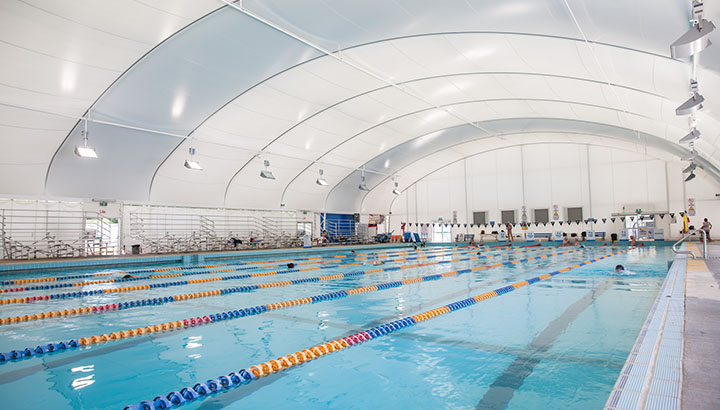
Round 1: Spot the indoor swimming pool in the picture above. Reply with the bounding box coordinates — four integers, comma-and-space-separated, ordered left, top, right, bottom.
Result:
0, 244, 673, 409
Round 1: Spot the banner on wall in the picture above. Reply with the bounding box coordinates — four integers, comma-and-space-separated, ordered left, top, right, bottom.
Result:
526, 232, 535, 241
688, 198, 696, 216
586, 231, 595, 241
368, 214, 385, 227
498, 231, 507, 242
553, 231, 563, 241
620, 229, 628, 240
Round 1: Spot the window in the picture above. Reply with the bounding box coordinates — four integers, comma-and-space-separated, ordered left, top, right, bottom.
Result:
472, 211, 487, 225
432, 223, 452, 242
534, 209, 549, 224
501, 210, 516, 224
567, 207, 583, 222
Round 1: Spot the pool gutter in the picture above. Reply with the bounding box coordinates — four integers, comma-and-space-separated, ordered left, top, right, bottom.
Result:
604, 246, 686, 409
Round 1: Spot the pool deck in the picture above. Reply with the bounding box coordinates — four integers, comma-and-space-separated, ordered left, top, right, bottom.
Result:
606, 242, 720, 410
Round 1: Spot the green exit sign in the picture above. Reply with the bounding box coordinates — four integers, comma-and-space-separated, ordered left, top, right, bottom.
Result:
635, 208, 642, 213
99, 201, 108, 207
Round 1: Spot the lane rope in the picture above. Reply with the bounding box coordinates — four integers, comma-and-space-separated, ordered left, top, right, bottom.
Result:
0, 246, 547, 304
0, 247, 590, 362
120, 248, 630, 409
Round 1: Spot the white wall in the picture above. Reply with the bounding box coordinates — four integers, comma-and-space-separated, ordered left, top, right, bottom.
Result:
389, 144, 720, 240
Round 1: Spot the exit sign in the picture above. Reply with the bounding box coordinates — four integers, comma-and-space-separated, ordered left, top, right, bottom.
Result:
99, 201, 108, 207
635, 209, 642, 213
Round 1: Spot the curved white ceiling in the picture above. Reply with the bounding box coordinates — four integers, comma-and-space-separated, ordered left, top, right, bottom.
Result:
1, 0, 719, 212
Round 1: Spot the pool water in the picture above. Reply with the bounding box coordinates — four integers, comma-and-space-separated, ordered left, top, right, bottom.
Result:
0, 244, 672, 409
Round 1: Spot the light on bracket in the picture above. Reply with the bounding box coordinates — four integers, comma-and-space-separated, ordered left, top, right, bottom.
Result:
681, 150, 697, 161
679, 128, 701, 143
183, 146, 203, 171
683, 163, 697, 173
392, 177, 401, 196
316, 169, 328, 186
670, 1, 715, 58
74, 118, 98, 159
358, 168, 370, 191
685, 172, 697, 182
676, 80, 704, 116
260, 159, 275, 180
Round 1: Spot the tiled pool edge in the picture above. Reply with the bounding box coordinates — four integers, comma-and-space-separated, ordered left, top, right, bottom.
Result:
604, 248, 685, 410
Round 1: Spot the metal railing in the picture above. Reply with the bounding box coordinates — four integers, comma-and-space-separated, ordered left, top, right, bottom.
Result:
127, 210, 306, 254
0, 208, 116, 259
672, 229, 708, 259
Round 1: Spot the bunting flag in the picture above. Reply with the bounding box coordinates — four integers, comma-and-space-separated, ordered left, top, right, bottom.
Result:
543, 222, 547, 226
620, 217, 625, 222
559, 221, 563, 226
575, 220, 580, 225
669, 213, 675, 218
660, 214, 665, 219
490, 222, 495, 227
611, 217, 616, 223
679, 212, 684, 217
483, 223, 488, 227
551, 222, 555, 226
602, 218, 607, 223
534, 222, 539, 227
629, 216, 635, 222
464, 224, 467, 228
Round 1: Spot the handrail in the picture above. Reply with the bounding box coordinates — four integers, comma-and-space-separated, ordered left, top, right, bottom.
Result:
672, 229, 708, 259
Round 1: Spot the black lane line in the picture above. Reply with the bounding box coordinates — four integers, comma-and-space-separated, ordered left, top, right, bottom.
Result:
475, 278, 616, 410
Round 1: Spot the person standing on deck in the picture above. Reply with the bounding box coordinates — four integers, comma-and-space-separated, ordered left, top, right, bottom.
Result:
702, 218, 712, 242
506, 223, 513, 242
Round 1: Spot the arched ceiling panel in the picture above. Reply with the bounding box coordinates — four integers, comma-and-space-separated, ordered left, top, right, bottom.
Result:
2, 0, 719, 212
151, 30, 719, 211
0, 0, 220, 196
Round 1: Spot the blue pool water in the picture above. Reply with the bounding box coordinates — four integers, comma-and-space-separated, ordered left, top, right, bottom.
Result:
0, 244, 672, 409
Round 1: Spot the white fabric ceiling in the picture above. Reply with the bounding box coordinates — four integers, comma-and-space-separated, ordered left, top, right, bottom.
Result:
1, 0, 719, 213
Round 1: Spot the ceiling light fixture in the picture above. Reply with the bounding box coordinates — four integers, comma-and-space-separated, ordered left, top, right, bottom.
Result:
183, 145, 203, 171
683, 163, 697, 173
392, 176, 401, 195
676, 80, 704, 116
681, 150, 697, 162
670, 1, 715, 58
316, 169, 328, 186
260, 159, 275, 180
358, 168, 370, 191
679, 128, 701, 143
685, 172, 696, 182
74, 118, 98, 159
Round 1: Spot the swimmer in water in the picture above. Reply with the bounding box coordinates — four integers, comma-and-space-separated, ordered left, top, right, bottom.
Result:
615, 264, 636, 275
372, 253, 385, 265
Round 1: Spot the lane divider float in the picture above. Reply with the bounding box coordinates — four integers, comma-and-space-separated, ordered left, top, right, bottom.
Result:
121, 248, 630, 410
0, 246, 548, 304
0, 245, 465, 286
0, 247, 590, 361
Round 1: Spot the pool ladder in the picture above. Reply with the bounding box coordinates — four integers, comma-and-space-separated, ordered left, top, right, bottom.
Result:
672, 229, 708, 259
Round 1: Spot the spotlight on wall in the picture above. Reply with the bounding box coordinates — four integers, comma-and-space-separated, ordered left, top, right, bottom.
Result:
183, 146, 203, 170
683, 163, 697, 173
676, 80, 704, 116
685, 172, 696, 182
392, 181, 401, 196
260, 159, 275, 179
74, 119, 98, 159
670, 1, 715, 59
680, 128, 701, 143
316, 169, 328, 186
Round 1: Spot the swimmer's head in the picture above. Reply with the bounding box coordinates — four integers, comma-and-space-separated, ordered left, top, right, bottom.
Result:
615, 264, 624, 273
